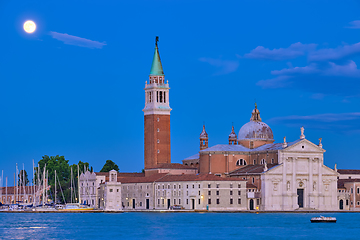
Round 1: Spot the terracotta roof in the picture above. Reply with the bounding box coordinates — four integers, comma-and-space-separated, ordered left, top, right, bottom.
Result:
246, 183, 258, 188
0, 186, 42, 195
146, 163, 197, 170
229, 164, 278, 176
154, 174, 242, 183
96, 172, 145, 177
337, 169, 360, 175
337, 178, 360, 188
113, 173, 245, 184
117, 173, 168, 184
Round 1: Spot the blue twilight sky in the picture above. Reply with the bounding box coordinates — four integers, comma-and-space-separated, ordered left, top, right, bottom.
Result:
1, 0, 360, 184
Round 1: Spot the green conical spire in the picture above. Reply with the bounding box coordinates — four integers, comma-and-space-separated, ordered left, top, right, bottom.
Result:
150, 36, 164, 76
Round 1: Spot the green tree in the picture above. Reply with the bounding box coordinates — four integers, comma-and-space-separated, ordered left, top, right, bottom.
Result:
100, 160, 119, 172
18, 170, 29, 186
34, 155, 92, 204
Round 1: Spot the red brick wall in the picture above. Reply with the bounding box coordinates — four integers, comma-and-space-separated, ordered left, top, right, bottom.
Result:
144, 114, 171, 169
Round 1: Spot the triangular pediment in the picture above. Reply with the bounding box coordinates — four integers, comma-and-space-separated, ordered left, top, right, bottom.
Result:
282, 139, 325, 153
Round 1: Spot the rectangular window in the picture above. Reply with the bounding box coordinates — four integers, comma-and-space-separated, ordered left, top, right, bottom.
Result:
216, 184, 219, 188
216, 199, 220, 204
187, 191, 188, 196
358, 201, 360, 206
179, 199, 181, 205
198, 184, 200, 188
140, 202, 142, 207
192, 185, 194, 189
109, 189, 113, 192
174, 185, 176, 189
230, 184, 233, 188
216, 191, 219, 196
117, 189, 119, 192
358, 188, 359, 194
208, 199, 211, 204
157, 91, 159, 102
179, 185, 181, 189
238, 198, 241, 204
351, 188, 353, 193
208, 184, 211, 188
187, 185, 188, 189
346, 200, 349, 205
230, 199, 233, 204
230, 191, 233, 196
199, 191, 201, 196
164, 92, 166, 103
238, 184, 241, 188
257, 199, 260, 205
127, 202, 129, 206
158, 199, 160, 205
162, 199, 164, 205
238, 190, 241, 195
208, 191, 211, 196
186, 199, 189, 205
174, 199, 176, 205
198, 199, 201, 204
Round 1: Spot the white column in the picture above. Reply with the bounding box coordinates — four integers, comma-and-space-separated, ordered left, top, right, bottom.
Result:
309, 158, 313, 208
292, 158, 297, 209
282, 157, 287, 210
318, 158, 322, 209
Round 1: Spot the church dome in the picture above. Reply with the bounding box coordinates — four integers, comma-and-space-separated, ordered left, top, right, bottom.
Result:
237, 104, 274, 141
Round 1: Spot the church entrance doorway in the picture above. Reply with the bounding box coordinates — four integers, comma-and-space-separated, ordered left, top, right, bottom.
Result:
339, 200, 344, 210
132, 199, 135, 209
146, 199, 149, 209
249, 199, 254, 210
297, 189, 304, 208
167, 199, 171, 209
191, 199, 195, 209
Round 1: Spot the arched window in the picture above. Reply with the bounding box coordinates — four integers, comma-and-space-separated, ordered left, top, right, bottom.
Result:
260, 159, 266, 165
271, 158, 274, 164
236, 159, 247, 166
253, 159, 256, 165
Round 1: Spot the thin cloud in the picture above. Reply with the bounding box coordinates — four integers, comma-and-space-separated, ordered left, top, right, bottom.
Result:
268, 112, 360, 134
257, 61, 360, 96
244, 42, 317, 61
308, 42, 360, 61
345, 20, 360, 29
199, 57, 239, 75
50, 31, 106, 49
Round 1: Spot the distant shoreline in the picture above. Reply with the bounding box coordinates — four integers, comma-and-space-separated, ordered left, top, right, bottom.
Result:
2, 210, 360, 213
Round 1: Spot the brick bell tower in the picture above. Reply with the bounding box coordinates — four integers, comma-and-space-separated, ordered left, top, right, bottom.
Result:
143, 37, 172, 169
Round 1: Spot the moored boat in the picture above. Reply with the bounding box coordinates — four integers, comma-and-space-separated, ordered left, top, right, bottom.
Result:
310, 216, 336, 223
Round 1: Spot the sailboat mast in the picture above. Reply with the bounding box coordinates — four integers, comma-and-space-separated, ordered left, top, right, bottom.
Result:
70, 167, 73, 203
32, 159, 35, 205
54, 170, 57, 206
78, 165, 80, 204
42, 165, 46, 207
23, 163, 26, 202
6, 177, 7, 204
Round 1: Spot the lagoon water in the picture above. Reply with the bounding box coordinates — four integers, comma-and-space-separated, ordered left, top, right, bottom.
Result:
0, 212, 359, 239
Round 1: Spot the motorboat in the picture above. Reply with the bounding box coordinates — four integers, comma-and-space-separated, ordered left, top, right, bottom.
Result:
310, 216, 336, 223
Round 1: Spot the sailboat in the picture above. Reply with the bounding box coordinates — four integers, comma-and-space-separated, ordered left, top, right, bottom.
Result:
60, 165, 93, 211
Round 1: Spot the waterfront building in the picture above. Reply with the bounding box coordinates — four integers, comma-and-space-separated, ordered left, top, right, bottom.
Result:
94, 171, 247, 211
183, 106, 338, 211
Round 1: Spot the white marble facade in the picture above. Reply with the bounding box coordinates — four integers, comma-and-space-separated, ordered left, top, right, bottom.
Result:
261, 138, 338, 211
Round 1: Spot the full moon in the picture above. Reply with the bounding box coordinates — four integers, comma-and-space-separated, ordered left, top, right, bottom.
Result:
23, 20, 36, 33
